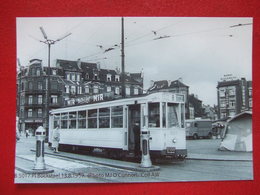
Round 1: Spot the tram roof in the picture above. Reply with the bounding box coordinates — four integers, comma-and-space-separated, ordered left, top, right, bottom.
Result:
50, 92, 185, 113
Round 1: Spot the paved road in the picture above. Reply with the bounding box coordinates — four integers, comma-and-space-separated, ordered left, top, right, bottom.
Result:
15, 136, 253, 183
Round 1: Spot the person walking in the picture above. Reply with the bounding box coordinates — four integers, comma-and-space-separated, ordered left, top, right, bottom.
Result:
52, 127, 60, 153
25, 129, 29, 138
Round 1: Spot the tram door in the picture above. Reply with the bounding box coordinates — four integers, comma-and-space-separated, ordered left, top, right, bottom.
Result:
128, 105, 141, 154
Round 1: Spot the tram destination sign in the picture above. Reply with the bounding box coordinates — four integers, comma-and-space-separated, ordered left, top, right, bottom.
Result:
66, 92, 115, 106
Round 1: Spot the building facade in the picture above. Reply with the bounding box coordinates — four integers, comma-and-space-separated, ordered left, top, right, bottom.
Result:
17, 59, 143, 133
17, 59, 63, 133
217, 76, 252, 119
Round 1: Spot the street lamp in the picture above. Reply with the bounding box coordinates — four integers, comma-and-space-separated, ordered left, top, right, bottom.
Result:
39, 27, 71, 138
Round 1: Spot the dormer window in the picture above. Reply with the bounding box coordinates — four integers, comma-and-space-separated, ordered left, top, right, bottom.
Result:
77, 74, 80, 81
107, 74, 112, 82
85, 73, 89, 80
115, 75, 120, 82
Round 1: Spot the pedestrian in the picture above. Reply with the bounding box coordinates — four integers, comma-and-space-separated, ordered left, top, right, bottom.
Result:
25, 129, 29, 138
52, 126, 60, 153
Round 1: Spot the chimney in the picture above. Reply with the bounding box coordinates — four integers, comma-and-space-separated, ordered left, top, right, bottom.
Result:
167, 80, 171, 87
77, 58, 81, 69
150, 80, 154, 87
97, 62, 101, 71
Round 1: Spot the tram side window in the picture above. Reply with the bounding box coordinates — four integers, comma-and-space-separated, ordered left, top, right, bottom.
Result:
69, 112, 77, 129
61, 113, 68, 129
99, 107, 110, 128
168, 103, 179, 128
88, 109, 97, 128
53, 114, 60, 128
148, 103, 160, 128
111, 106, 123, 128
78, 110, 86, 128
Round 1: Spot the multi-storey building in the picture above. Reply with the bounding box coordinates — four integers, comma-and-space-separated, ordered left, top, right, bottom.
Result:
217, 76, 252, 119
17, 59, 63, 132
17, 59, 143, 132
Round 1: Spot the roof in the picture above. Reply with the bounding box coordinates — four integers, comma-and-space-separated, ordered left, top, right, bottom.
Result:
169, 80, 189, 88
56, 59, 97, 72
217, 79, 240, 88
228, 111, 252, 123
148, 80, 169, 91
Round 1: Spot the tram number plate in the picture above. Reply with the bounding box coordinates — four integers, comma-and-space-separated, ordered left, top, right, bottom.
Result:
166, 147, 176, 154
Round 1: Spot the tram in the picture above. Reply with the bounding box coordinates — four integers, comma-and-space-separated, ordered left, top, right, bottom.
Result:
48, 92, 187, 160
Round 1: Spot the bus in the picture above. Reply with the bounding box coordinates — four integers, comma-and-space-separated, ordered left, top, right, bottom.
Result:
48, 92, 187, 160
185, 119, 213, 139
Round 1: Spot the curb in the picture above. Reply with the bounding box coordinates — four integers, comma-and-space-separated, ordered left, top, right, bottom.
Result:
30, 149, 160, 172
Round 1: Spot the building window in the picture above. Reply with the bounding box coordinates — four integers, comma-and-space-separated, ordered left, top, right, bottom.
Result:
107, 86, 111, 92
249, 99, 252, 108
94, 74, 98, 80
126, 87, 130, 95
107, 74, 111, 82
37, 109, 42, 117
28, 82, 33, 90
134, 88, 139, 95
85, 86, 89, 94
51, 81, 58, 90
21, 83, 24, 91
219, 88, 225, 97
229, 100, 235, 108
37, 82, 42, 90
52, 69, 57, 75
28, 95, 33, 104
38, 95, 42, 104
36, 69, 40, 76
229, 88, 235, 96
51, 95, 58, 104
77, 86, 82, 94
93, 85, 99, 94
28, 109, 32, 117
66, 73, 70, 80
220, 99, 226, 108
249, 88, 252, 96
65, 85, 70, 93
71, 86, 76, 94
85, 73, 89, 80
77, 74, 80, 81
71, 73, 75, 81
115, 87, 120, 95
115, 75, 120, 82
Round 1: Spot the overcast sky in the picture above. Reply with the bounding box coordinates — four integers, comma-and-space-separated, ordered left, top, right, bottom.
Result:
17, 17, 252, 106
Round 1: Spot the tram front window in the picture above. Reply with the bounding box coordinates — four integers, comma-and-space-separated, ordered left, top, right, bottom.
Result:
148, 103, 160, 128
168, 103, 179, 128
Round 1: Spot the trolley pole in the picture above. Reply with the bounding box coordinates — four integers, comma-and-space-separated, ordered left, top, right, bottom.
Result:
39, 27, 71, 139
121, 17, 126, 98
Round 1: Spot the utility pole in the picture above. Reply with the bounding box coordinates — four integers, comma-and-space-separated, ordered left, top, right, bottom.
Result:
121, 17, 126, 98
39, 27, 71, 138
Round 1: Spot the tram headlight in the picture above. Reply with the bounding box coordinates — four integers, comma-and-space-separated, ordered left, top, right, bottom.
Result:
172, 139, 176, 143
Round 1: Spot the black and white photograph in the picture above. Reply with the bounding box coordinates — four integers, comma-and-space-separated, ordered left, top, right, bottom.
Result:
15, 17, 253, 183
